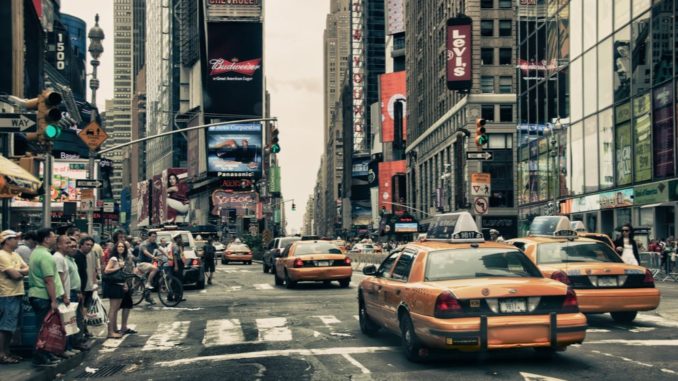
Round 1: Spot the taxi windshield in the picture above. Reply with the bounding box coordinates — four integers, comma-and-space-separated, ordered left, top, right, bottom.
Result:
294, 242, 343, 256
425, 249, 543, 281
537, 241, 623, 264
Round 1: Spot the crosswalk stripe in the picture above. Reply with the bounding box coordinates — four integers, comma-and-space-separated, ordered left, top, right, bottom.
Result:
257, 317, 292, 342
203, 319, 246, 347
142, 321, 191, 351
100, 325, 136, 353
314, 315, 341, 326
253, 283, 274, 290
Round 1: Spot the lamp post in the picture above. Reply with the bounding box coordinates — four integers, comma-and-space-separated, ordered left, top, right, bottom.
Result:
86, 14, 105, 235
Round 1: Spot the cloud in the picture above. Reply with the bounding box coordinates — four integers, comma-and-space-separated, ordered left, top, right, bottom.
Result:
268, 78, 322, 93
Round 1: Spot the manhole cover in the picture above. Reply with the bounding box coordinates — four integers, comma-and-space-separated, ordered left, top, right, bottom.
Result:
75, 364, 127, 378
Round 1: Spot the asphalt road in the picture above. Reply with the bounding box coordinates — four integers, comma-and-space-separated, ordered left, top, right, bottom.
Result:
62, 263, 678, 381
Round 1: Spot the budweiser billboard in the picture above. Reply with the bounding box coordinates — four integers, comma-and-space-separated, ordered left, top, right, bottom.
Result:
446, 16, 472, 91
206, 0, 262, 20
380, 71, 407, 143
204, 22, 263, 118
378, 160, 407, 212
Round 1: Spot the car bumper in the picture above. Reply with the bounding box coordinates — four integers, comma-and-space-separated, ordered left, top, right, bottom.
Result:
412, 312, 587, 351
225, 254, 252, 261
575, 288, 661, 313
183, 266, 204, 284
288, 267, 352, 281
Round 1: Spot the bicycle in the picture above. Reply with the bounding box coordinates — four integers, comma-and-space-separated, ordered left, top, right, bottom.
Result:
129, 266, 184, 307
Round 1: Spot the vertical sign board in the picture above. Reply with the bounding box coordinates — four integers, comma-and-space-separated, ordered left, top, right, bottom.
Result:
351, 0, 366, 151
380, 71, 407, 143
471, 173, 491, 215
446, 16, 473, 91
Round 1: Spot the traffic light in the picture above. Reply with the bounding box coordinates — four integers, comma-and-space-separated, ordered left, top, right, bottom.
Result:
25, 90, 63, 142
271, 126, 280, 154
474, 118, 488, 148
291, 202, 296, 211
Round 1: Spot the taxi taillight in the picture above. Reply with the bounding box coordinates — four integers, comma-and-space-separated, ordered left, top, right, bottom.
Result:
643, 269, 655, 287
293, 258, 304, 268
434, 291, 464, 318
191, 259, 199, 266
561, 288, 579, 313
551, 271, 571, 285
225, 251, 232, 256
343, 257, 352, 266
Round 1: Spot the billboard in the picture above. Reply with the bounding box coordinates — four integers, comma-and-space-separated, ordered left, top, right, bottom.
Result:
11, 160, 97, 208
151, 174, 165, 226
164, 168, 190, 224
204, 22, 263, 118
378, 160, 407, 212
446, 16, 472, 91
206, 0, 262, 20
210, 190, 258, 216
380, 71, 407, 142
136, 180, 150, 227
207, 123, 263, 178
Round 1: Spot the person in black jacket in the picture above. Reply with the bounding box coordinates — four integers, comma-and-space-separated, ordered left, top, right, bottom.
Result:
613, 224, 640, 265
74, 237, 95, 338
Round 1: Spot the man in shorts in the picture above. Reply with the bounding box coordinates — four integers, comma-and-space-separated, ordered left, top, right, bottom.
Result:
139, 232, 159, 290
0, 230, 29, 364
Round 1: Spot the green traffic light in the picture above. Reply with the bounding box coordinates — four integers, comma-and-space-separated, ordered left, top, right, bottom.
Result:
44, 124, 61, 139
271, 143, 281, 154
478, 135, 489, 145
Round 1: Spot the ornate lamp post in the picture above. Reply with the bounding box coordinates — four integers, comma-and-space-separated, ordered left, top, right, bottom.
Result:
86, 14, 104, 235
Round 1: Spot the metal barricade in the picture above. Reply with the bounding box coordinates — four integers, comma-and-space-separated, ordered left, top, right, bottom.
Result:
639, 252, 662, 279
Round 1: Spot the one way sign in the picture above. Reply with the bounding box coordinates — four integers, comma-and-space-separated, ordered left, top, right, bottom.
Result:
0, 114, 37, 133
76, 179, 103, 188
467, 151, 493, 161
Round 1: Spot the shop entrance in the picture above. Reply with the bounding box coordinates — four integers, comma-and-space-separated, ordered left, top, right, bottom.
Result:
655, 206, 675, 240
601, 210, 614, 237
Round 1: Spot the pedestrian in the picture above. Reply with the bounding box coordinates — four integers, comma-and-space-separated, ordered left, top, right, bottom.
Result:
0, 230, 29, 364
74, 237, 95, 339
102, 242, 126, 339
15, 230, 37, 264
614, 224, 640, 265
117, 242, 136, 336
28, 228, 64, 366
489, 229, 505, 242
65, 237, 86, 351
171, 235, 186, 282
203, 239, 216, 285
53, 235, 78, 358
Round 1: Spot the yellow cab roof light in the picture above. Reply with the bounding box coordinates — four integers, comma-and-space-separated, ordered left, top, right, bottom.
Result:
528, 216, 578, 239
570, 221, 587, 232
426, 212, 485, 243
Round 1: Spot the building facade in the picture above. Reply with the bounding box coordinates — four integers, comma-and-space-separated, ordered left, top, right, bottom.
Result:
517, 0, 678, 242
405, 0, 519, 238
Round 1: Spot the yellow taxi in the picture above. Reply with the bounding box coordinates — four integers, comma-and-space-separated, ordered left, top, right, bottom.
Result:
571, 221, 615, 249
358, 212, 587, 362
273, 240, 352, 289
223, 241, 253, 265
508, 216, 660, 323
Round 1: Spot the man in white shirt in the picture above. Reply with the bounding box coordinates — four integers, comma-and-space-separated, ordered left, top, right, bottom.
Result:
53, 235, 71, 306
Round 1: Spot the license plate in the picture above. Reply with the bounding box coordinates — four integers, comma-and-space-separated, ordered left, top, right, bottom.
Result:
597, 276, 618, 287
499, 298, 527, 313
317, 261, 330, 267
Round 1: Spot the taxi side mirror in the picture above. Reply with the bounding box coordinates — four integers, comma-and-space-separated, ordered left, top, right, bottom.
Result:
363, 265, 377, 276
273, 250, 283, 258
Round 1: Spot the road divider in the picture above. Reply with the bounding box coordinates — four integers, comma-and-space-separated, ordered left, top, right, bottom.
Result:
346, 252, 387, 272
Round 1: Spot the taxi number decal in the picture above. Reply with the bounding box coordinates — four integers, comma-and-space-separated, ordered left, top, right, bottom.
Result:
470, 300, 481, 308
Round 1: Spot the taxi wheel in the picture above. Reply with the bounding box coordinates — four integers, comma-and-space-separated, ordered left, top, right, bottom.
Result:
400, 314, 426, 362
263, 263, 270, 273
358, 296, 379, 336
274, 270, 284, 286
285, 271, 297, 289
610, 311, 638, 324
339, 279, 350, 288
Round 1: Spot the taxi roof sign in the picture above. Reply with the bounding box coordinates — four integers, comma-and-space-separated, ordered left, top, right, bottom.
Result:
571, 221, 587, 232
528, 216, 578, 237
426, 212, 484, 242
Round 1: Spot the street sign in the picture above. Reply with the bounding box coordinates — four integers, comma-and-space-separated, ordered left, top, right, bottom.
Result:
466, 151, 493, 161
78, 121, 109, 151
0, 113, 37, 133
471, 172, 491, 197
80, 200, 95, 212
76, 179, 103, 188
473, 196, 489, 215
103, 202, 114, 213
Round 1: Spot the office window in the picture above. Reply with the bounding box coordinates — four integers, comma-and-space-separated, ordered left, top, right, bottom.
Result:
499, 48, 512, 65
481, 48, 494, 65
481, 105, 495, 121
481, 20, 494, 37
500, 105, 513, 122
499, 0, 512, 8
499, 76, 512, 93
481, 76, 495, 93
481, 0, 493, 8
499, 20, 512, 37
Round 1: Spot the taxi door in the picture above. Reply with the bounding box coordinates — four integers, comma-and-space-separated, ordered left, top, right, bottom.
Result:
380, 249, 417, 331
275, 243, 293, 275
363, 251, 400, 326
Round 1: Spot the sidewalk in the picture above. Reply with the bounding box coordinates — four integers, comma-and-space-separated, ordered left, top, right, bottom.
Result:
656, 281, 678, 321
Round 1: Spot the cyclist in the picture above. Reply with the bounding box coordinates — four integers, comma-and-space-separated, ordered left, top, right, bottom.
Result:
138, 232, 159, 291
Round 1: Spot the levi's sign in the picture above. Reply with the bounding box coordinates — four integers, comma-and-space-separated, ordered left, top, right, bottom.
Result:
446, 16, 472, 91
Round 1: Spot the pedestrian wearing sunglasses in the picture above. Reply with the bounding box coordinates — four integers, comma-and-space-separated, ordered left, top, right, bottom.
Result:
614, 224, 640, 265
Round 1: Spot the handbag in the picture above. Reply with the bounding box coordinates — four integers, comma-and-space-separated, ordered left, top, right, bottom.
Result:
35, 310, 66, 354
103, 269, 127, 283
86, 291, 108, 326
58, 302, 80, 336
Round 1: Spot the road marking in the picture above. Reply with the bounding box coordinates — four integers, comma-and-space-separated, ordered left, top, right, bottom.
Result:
586, 339, 678, 346
353, 315, 359, 321
257, 317, 292, 342
342, 353, 370, 374
314, 315, 341, 326
520, 372, 566, 381
662, 369, 677, 374
203, 319, 246, 347
253, 283, 273, 290
590, 350, 653, 368
142, 321, 190, 351
635, 314, 678, 328
586, 329, 611, 333
629, 327, 655, 333
155, 346, 398, 367
229, 286, 242, 291
100, 325, 136, 353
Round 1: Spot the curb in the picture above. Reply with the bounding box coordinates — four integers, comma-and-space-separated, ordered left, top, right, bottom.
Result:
19, 339, 100, 381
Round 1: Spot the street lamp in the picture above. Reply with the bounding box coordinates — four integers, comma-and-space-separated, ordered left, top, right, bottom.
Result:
86, 14, 105, 235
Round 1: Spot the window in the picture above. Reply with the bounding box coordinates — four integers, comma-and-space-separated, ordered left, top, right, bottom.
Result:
377, 252, 400, 278
499, 20, 512, 37
598, 37, 614, 110
481, 105, 495, 121
392, 251, 416, 280
499, 76, 512, 93
481, 20, 494, 37
615, 102, 633, 185
570, 121, 584, 195
483, 148, 514, 208
584, 115, 599, 192
598, 0, 613, 40
583, 49, 598, 116
570, 57, 583, 121
500, 105, 513, 122
570, 0, 583, 58
499, 0, 512, 8
613, 26, 631, 102
481, 48, 494, 65
481, 0, 494, 8
481, 76, 495, 93
634, 93, 652, 182
615, 0, 631, 30
499, 48, 512, 65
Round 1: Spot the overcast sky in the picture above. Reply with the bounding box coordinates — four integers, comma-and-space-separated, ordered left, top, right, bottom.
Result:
60, 1, 329, 233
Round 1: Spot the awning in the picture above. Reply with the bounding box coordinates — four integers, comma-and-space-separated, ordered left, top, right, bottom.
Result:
0, 155, 42, 196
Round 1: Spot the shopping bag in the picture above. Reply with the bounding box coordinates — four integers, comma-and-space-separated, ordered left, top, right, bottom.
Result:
35, 310, 66, 354
58, 302, 80, 336
86, 291, 108, 326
